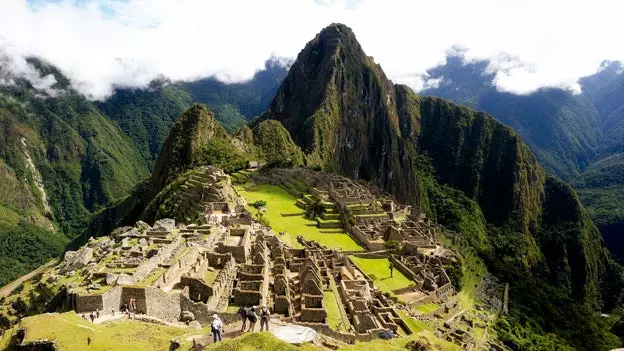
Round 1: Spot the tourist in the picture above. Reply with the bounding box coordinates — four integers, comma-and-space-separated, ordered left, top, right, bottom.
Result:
111, 308, 115, 316
211, 314, 223, 343
87, 336, 92, 345
237, 304, 248, 332
246, 306, 258, 332
389, 261, 394, 278
260, 305, 270, 331
89, 312, 94, 323
95, 308, 100, 319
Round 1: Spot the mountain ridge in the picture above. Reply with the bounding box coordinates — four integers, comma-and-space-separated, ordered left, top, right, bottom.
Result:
257, 23, 622, 350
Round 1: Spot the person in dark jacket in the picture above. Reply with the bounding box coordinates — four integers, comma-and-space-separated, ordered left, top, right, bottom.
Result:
237, 304, 248, 332
260, 305, 271, 331
246, 306, 258, 332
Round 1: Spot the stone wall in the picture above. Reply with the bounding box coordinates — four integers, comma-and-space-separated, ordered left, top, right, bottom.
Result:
298, 322, 356, 344
134, 238, 183, 281
145, 287, 181, 323
180, 292, 239, 325
153, 246, 200, 287
102, 286, 122, 313
233, 290, 262, 306
180, 276, 212, 303
301, 294, 326, 323
75, 294, 103, 313
389, 255, 417, 281
120, 286, 147, 313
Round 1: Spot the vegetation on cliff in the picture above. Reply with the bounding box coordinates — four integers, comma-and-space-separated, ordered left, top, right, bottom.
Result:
258, 23, 624, 350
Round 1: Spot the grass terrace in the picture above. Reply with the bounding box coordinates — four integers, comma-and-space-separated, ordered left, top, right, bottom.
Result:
340, 331, 460, 351
139, 267, 167, 287
0, 312, 189, 351
348, 256, 413, 296
439, 234, 488, 310
203, 332, 321, 351
398, 310, 429, 334
204, 269, 219, 284
235, 184, 363, 251
413, 303, 439, 315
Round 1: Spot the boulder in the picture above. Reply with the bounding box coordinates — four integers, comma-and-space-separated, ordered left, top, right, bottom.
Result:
181, 310, 195, 322
60, 247, 94, 274
138, 238, 148, 247
135, 221, 152, 232
111, 226, 133, 239
105, 273, 119, 285
154, 218, 175, 232
188, 321, 202, 329
116, 274, 136, 286
120, 228, 139, 238
121, 238, 131, 249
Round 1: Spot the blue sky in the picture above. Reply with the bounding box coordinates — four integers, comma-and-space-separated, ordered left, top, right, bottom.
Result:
1, 0, 623, 100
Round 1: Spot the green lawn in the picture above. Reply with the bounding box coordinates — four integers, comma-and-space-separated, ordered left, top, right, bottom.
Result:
349, 256, 413, 293
203, 332, 321, 351
413, 303, 439, 315
398, 310, 429, 333
339, 331, 460, 351
324, 291, 350, 332
439, 235, 487, 309
235, 184, 363, 251
2, 312, 190, 351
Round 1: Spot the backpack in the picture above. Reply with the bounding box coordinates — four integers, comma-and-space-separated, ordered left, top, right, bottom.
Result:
211, 319, 222, 332
238, 307, 247, 317
247, 311, 257, 323
261, 309, 270, 319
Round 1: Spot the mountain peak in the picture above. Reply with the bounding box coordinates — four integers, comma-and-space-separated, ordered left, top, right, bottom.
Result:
149, 104, 228, 195
308, 23, 363, 58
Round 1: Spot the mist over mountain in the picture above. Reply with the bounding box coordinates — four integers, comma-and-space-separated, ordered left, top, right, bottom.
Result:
0, 56, 287, 285
421, 55, 624, 261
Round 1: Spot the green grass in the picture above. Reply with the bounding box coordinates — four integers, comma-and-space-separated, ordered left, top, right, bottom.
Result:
398, 310, 429, 333
324, 291, 348, 331
339, 331, 460, 351
348, 256, 413, 294
440, 235, 487, 309
139, 267, 166, 287
203, 332, 321, 351
413, 303, 439, 315
205, 269, 219, 284
235, 184, 363, 251
13, 312, 189, 350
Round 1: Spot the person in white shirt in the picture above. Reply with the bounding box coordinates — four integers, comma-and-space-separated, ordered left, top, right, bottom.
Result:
211, 314, 224, 343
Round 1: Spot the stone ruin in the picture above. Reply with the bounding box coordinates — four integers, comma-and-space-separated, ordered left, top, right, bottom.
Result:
7, 165, 467, 346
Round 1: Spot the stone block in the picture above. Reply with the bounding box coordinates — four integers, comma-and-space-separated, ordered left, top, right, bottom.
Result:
105, 273, 119, 285
154, 218, 175, 232
181, 310, 195, 322
120, 228, 140, 238
116, 274, 136, 285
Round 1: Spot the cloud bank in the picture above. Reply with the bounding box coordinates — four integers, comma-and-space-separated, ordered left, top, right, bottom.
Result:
1, 0, 623, 99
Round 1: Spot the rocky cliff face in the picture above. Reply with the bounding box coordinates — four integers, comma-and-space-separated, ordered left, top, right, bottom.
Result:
258, 23, 618, 322
149, 104, 232, 196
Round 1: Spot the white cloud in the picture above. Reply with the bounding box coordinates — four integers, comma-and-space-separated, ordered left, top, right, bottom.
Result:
0, 0, 623, 99
0, 50, 63, 96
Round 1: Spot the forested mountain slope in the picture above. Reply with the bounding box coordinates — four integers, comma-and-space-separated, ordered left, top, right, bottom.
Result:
256, 23, 623, 350
0, 57, 287, 286
421, 56, 624, 262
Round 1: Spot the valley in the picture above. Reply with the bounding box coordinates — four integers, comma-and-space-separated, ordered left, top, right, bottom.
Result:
0, 20, 623, 351
0, 165, 501, 351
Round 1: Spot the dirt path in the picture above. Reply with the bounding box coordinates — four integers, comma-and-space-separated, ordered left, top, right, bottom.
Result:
0, 260, 56, 298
